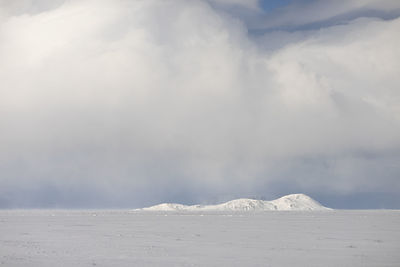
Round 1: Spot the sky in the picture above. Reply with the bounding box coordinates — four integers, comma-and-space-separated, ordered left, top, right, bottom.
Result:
0, 0, 399, 209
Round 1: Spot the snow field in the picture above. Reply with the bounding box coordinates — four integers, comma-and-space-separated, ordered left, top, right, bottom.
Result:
0, 210, 399, 266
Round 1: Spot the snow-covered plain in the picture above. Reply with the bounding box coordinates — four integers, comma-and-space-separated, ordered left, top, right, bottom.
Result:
0, 209, 399, 266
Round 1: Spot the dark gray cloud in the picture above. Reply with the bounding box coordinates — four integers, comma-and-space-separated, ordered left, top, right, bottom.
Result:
0, 0, 399, 208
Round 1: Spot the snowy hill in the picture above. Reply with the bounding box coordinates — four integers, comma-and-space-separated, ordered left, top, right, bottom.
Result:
136, 194, 331, 211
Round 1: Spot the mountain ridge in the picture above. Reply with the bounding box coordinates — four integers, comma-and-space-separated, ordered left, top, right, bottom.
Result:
135, 193, 331, 211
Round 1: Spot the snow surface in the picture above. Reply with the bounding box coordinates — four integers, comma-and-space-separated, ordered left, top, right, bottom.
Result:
0, 210, 399, 266
137, 193, 330, 211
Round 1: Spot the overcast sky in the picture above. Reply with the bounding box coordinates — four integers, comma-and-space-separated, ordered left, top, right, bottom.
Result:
1, 0, 399, 209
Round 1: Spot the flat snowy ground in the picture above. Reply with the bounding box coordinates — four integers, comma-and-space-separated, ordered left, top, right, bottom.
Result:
0, 210, 399, 266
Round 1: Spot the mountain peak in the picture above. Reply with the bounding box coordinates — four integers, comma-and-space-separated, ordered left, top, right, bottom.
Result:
135, 194, 331, 212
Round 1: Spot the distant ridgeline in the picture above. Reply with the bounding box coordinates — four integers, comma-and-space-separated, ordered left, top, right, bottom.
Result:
135, 194, 331, 211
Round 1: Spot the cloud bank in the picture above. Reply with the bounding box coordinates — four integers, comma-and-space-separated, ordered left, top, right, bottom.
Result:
0, 0, 399, 208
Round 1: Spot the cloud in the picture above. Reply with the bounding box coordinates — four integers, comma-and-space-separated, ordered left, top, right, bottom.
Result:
251, 0, 400, 31
209, 0, 259, 9
0, 0, 399, 208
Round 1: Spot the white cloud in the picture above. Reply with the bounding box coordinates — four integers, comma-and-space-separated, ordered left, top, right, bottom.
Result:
0, 0, 399, 207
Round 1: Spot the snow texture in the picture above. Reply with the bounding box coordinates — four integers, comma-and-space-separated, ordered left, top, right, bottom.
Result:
0, 210, 399, 266
137, 193, 331, 211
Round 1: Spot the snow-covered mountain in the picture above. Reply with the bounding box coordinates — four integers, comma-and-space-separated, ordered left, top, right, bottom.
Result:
136, 194, 331, 211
